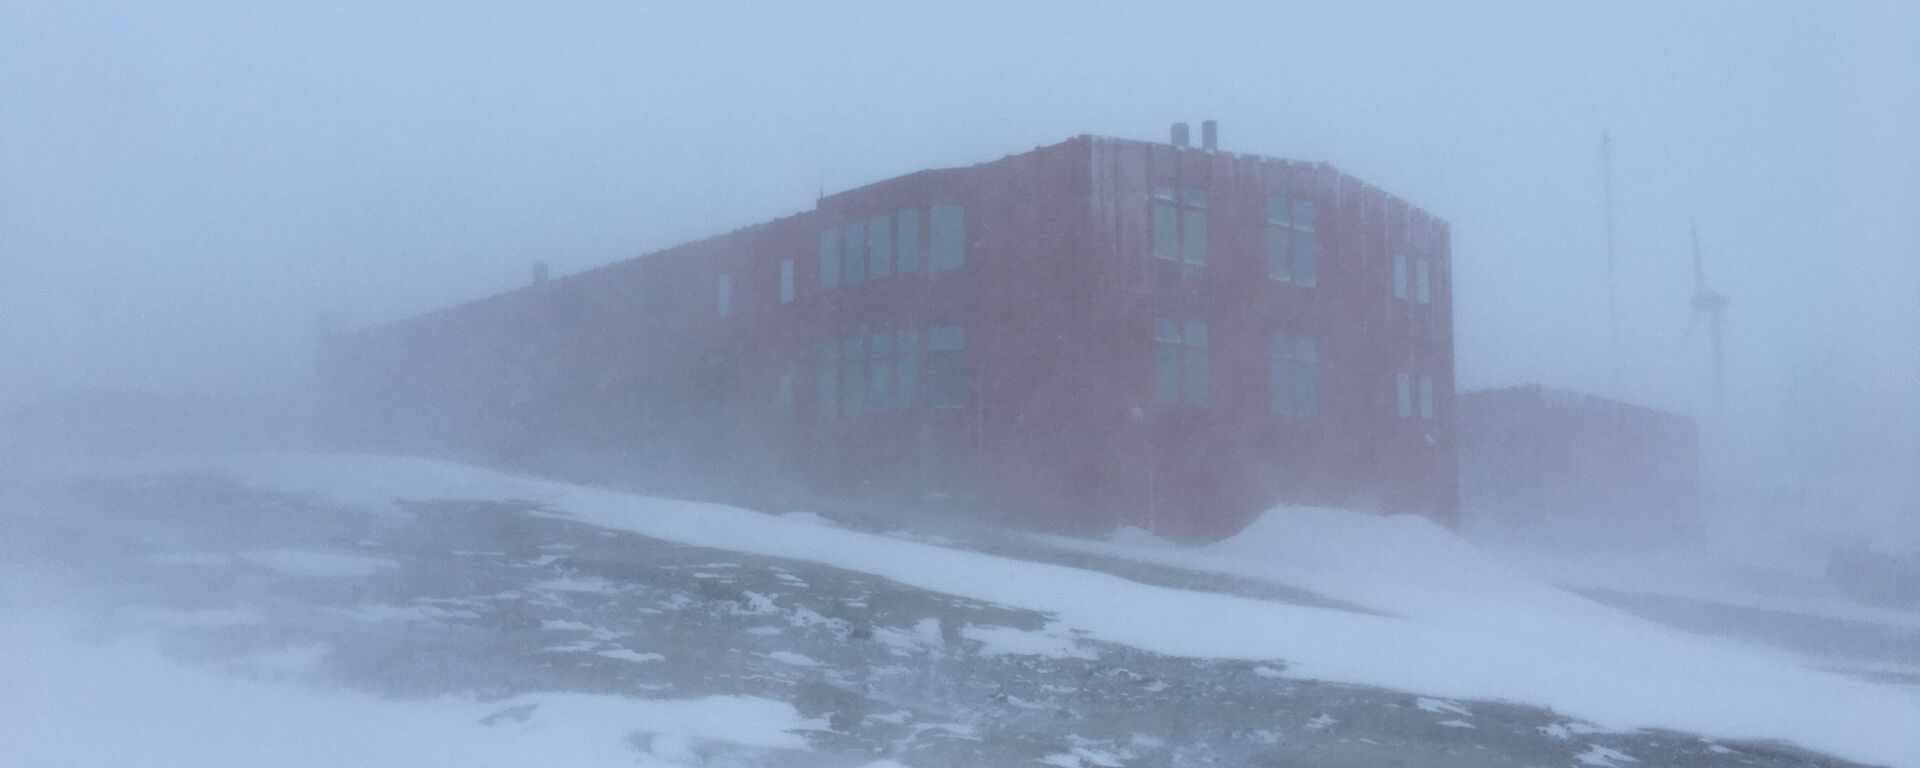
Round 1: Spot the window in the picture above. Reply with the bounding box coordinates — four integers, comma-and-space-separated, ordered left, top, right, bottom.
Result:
1152, 186, 1208, 265
816, 342, 838, 420
930, 205, 964, 270
818, 229, 839, 290
1268, 229, 1317, 285
779, 259, 794, 303
1292, 198, 1316, 231
867, 332, 893, 411
1154, 319, 1179, 403
1266, 196, 1318, 285
867, 214, 892, 280
841, 336, 866, 416
842, 220, 867, 285
897, 209, 921, 274
1271, 333, 1319, 416
895, 327, 919, 408
716, 274, 731, 316
1396, 372, 1413, 418
1415, 258, 1431, 304
926, 325, 965, 407
1154, 317, 1208, 405
776, 372, 793, 412
1180, 189, 1207, 265
1418, 373, 1435, 420
1393, 254, 1409, 299
1153, 202, 1177, 263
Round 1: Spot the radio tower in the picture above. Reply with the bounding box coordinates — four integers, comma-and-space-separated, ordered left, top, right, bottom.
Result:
1602, 132, 1620, 387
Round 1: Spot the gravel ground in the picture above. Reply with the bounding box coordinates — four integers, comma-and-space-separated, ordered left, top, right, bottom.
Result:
0, 472, 1879, 768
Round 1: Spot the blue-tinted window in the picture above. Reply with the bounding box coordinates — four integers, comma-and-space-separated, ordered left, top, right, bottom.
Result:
818, 229, 839, 290
1154, 317, 1180, 343
1181, 210, 1207, 265
1154, 344, 1180, 403
1271, 334, 1293, 414
842, 220, 867, 285
842, 336, 865, 417
896, 209, 921, 274
1418, 374, 1435, 420
1155, 317, 1207, 405
1271, 334, 1319, 416
895, 328, 918, 408
928, 325, 965, 350
1267, 228, 1290, 281
1297, 338, 1319, 416
868, 332, 893, 410
1183, 345, 1208, 405
1415, 258, 1431, 304
716, 274, 730, 317
1155, 187, 1207, 265
779, 259, 794, 303
816, 342, 838, 420
868, 214, 892, 280
1295, 235, 1317, 286
1396, 372, 1413, 418
1266, 196, 1290, 224
1267, 195, 1318, 286
1153, 203, 1178, 261
1393, 254, 1408, 300
926, 324, 965, 407
930, 206, 964, 270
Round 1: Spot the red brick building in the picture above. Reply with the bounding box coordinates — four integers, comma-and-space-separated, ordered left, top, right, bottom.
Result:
1456, 385, 1700, 545
321, 130, 1458, 539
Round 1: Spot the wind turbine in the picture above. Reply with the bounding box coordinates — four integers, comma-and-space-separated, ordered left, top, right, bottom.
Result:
1688, 219, 1731, 406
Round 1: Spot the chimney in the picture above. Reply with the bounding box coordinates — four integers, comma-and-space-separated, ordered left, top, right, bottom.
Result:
1171, 122, 1190, 148
1201, 120, 1218, 151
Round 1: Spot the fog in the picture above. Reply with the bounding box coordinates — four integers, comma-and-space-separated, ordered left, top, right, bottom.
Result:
3, 2, 1918, 765
8, 2, 1915, 487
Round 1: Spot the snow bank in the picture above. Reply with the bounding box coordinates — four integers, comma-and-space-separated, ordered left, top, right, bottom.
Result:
0, 613, 821, 767
1496, 542, 1920, 630
206, 453, 1920, 767
1068, 508, 1715, 648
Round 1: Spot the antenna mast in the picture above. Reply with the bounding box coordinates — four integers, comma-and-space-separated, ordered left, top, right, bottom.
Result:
1602, 132, 1620, 384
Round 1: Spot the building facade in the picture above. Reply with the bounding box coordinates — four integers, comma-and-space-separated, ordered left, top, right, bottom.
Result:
322, 133, 1458, 539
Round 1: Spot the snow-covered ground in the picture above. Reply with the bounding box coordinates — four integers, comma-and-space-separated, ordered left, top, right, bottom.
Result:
5, 451, 1917, 767
223, 453, 1919, 766
1, 612, 823, 768
1034, 510, 1920, 762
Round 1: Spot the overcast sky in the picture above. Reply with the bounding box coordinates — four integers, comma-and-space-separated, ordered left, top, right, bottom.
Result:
4, 1, 1916, 478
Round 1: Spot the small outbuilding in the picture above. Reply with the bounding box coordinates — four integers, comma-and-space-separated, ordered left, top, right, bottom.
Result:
1456, 385, 1700, 546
